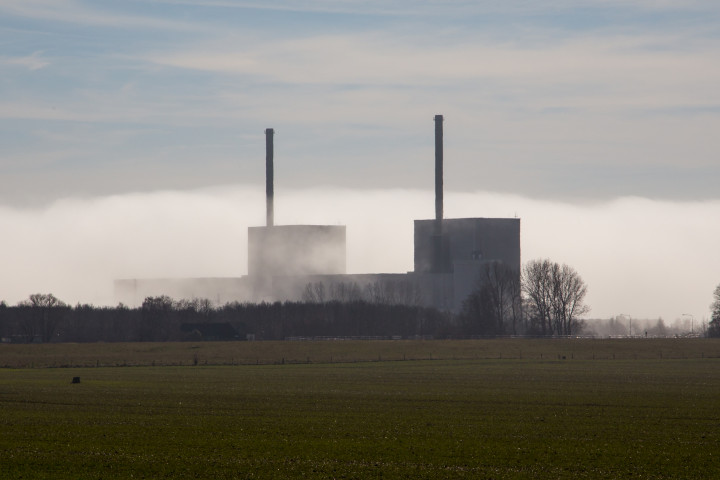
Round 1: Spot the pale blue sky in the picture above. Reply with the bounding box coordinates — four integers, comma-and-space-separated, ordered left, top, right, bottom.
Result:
2, 0, 719, 204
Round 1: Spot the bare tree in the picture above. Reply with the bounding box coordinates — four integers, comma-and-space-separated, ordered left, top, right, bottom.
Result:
551, 263, 589, 335
17, 293, 68, 343
364, 281, 391, 304
480, 262, 521, 335
459, 286, 496, 335
362, 280, 423, 306
328, 281, 363, 302
140, 295, 175, 341
709, 284, 720, 337
522, 259, 589, 336
459, 262, 521, 336
395, 279, 425, 307
522, 260, 554, 335
0, 300, 8, 339
303, 279, 424, 309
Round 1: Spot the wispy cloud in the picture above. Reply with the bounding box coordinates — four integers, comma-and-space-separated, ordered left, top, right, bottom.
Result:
144, 31, 720, 110
1, 0, 718, 204
148, 0, 720, 16
0, 0, 199, 31
0, 51, 49, 70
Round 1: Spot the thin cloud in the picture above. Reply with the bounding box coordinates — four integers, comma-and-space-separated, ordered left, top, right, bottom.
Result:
144, 32, 720, 107
1, 51, 49, 70
1, 0, 718, 204
148, 0, 720, 16
0, 0, 201, 31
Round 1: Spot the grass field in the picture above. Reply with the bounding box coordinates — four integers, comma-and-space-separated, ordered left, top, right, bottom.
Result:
2, 337, 720, 368
2, 340, 720, 478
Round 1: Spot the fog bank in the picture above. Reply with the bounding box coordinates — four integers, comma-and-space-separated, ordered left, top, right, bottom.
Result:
1, 186, 718, 323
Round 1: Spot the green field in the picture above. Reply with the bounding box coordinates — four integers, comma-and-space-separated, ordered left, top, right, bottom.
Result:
2, 338, 719, 368
2, 340, 720, 478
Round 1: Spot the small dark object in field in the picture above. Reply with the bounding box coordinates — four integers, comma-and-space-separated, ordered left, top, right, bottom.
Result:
71, 377, 80, 384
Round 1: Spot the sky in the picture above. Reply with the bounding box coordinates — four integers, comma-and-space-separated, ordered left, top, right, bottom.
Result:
1, 1, 719, 323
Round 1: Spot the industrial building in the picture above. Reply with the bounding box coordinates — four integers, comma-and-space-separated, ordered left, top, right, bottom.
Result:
115, 116, 521, 312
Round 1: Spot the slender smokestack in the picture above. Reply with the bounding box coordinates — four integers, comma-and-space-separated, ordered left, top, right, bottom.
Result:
433, 114, 444, 273
265, 128, 274, 227
434, 115, 443, 234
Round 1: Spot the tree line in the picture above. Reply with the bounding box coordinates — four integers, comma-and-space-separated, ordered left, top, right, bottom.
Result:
0, 295, 450, 343
0, 258, 598, 343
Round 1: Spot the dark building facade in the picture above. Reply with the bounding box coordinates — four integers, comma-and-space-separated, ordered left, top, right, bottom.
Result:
414, 218, 520, 274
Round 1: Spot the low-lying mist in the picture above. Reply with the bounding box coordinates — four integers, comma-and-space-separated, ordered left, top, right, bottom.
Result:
1, 185, 718, 323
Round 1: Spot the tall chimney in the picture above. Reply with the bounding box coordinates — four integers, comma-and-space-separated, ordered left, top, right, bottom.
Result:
434, 115, 443, 234
433, 115, 444, 273
265, 128, 274, 227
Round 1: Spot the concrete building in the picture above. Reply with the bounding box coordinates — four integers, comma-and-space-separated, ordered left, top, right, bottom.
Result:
414, 218, 521, 275
412, 217, 520, 311
247, 224, 347, 302
114, 116, 520, 312
248, 225, 346, 278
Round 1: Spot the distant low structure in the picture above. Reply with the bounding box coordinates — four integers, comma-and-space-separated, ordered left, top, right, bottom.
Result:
115, 116, 520, 312
181, 322, 239, 341
248, 225, 347, 278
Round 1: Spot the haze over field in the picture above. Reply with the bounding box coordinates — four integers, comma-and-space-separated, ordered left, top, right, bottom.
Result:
1, 1, 719, 323
0, 186, 718, 323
